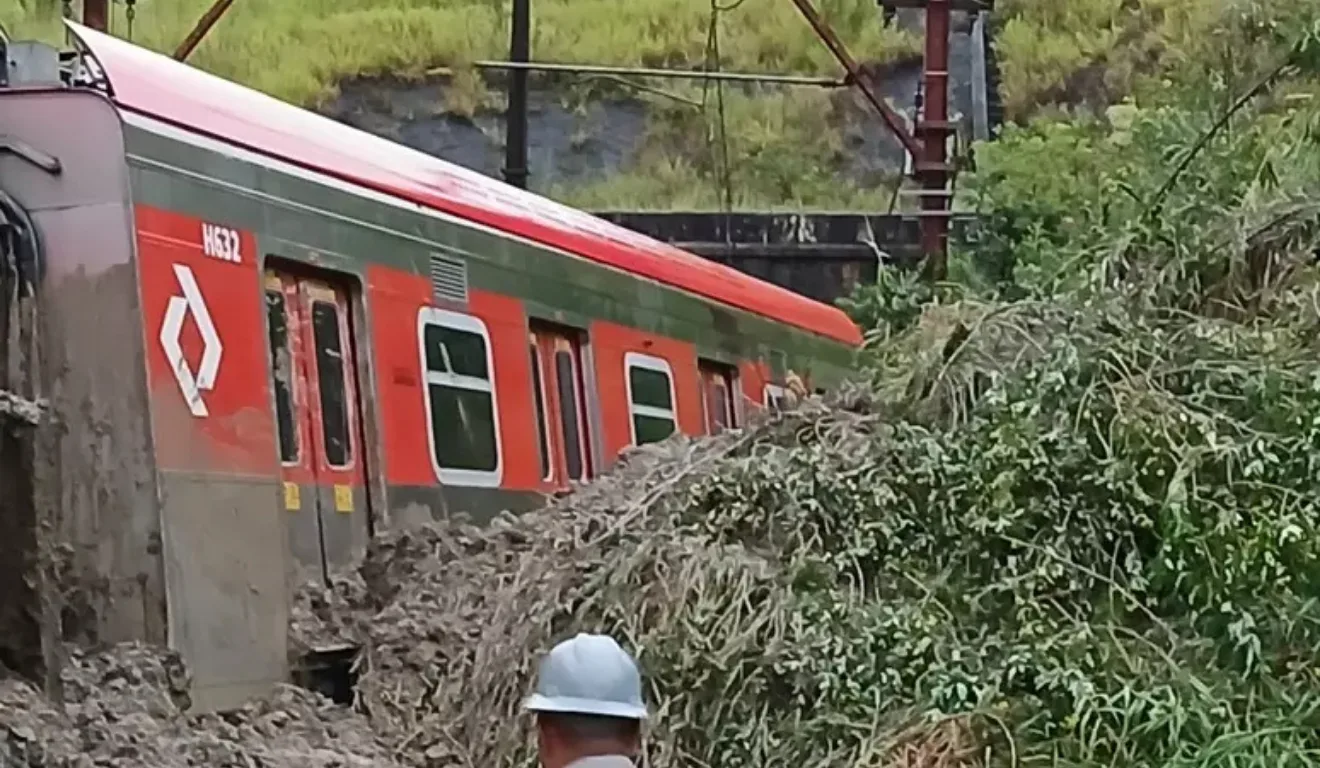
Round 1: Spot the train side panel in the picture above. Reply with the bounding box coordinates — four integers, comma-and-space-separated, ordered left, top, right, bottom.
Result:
0, 89, 165, 669
120, 112, 857, 584
589, 322, 703, 460
132, 204, 290, 711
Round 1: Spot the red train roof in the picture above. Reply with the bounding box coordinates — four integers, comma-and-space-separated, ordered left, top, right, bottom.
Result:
68, 24, 863, 347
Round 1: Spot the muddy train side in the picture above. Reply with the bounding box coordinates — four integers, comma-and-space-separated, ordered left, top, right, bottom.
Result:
0, 28, 861, 710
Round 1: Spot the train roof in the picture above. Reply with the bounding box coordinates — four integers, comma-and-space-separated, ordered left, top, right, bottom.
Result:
67, 23, 864, 348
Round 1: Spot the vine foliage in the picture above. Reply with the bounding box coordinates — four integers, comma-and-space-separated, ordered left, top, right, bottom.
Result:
823, 10, 1320, 766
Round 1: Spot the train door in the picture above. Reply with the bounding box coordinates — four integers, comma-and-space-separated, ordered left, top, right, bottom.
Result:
529, 322, 593, 489
264, 269, 368, 583
699, 360, 739, 435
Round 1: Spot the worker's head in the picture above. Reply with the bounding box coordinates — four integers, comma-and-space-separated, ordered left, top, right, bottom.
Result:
524, 633, 648, 768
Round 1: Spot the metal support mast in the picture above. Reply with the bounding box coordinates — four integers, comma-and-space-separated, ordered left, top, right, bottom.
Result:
175, 0, 237, 62
504, 0, 531, 189
792, 0, 991, 282
914, 0, 953, 281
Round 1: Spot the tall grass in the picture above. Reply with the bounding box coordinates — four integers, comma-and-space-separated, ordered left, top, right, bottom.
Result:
2, 0, 915, 106
1, 0, 916, 210
542, 85, 908, 211
992, 0, 1292, 118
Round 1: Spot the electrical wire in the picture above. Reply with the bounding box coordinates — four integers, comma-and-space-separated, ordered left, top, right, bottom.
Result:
702, 0, 741, 247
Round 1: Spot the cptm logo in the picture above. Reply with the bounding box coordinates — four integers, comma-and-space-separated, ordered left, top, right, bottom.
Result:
159, 264, 223, 417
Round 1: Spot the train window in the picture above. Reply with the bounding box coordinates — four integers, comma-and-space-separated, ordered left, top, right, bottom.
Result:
699, 361, 738, 435
555, 350, 585, 481
418, 308, 502, 487
764, 383, 787, 413
625, 352, 676, 446
530, 323, 594, 485
530, 342, 552, 481
311, 300, 351, 467
265, 289, 299, 464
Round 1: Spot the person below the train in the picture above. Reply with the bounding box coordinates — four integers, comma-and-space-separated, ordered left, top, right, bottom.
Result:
524, 633, 649, 768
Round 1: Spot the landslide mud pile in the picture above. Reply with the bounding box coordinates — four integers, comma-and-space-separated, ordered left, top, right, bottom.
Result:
289, 386, 981, 768
292, 297, 1320, 768
6, 299, 1320, 767
0, 643, 400, 768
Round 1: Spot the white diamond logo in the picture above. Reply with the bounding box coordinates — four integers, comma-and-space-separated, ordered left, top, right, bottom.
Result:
159, 264, 223, 418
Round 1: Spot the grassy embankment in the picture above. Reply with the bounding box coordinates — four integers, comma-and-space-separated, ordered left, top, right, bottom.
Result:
4, 0, 917, 209
1, 0, 1256, 210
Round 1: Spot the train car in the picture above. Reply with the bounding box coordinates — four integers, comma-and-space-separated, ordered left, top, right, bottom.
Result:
0, 24, 862, 710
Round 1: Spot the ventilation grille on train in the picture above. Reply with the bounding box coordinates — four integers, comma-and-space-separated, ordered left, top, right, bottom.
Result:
429, 252, 469, 303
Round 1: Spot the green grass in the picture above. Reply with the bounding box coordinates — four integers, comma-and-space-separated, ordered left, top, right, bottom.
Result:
4, 0, 920, 210
546, 87, 906, 211
8, 0, 1294, 210
3, 0, 916, 107
992, 0, 1291, 119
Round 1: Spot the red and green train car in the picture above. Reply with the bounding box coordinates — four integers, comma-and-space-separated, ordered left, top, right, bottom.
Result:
0, 24, 862, 709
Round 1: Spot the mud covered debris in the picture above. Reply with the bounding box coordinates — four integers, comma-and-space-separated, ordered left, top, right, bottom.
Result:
288, 390, 972, 768
0, 642, 401, 768
289, 572, 372, 655
0, 674, 73, 768
3, 388, 971, 768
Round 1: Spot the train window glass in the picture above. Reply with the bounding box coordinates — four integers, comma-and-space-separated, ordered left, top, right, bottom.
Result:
418, 308, 502, 487
265, 289, 299, 464
311, 300, 351, 467
530, 343, 552, 481
699, 361, 738, 435
555, 350, 584, 481
711, 380, 730, 431
625, 352, 676, 446
424, 325, 489, 379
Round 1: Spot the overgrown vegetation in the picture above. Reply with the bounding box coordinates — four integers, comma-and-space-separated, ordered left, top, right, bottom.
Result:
278, 10, 1320, 768
954, 0, 1320, 299
3, 0, 914, 107
4, 0, 919, 209
12, 0, 1300, 210
993, 0, 1318, 119
822, 8, 1320, 764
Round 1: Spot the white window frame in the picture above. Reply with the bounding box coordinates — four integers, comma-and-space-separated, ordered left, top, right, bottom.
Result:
764, 383, 787, 412
624, 352, 677, 446
529, 340, 555, 483
417, 307, 503, 488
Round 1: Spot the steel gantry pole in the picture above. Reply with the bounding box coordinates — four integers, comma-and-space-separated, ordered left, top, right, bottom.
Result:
504, 0, 531, 189
789, 0, 922, 159
796, 0, 992, 281
174, 0, 238, 62
915, 0, 953, 281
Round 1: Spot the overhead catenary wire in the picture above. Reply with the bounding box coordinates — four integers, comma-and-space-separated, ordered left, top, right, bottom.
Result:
427, 60, 847, 88
703, 0, 748, 244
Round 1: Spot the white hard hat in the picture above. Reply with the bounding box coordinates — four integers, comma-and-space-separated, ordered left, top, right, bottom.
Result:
523, 633, 648, 720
